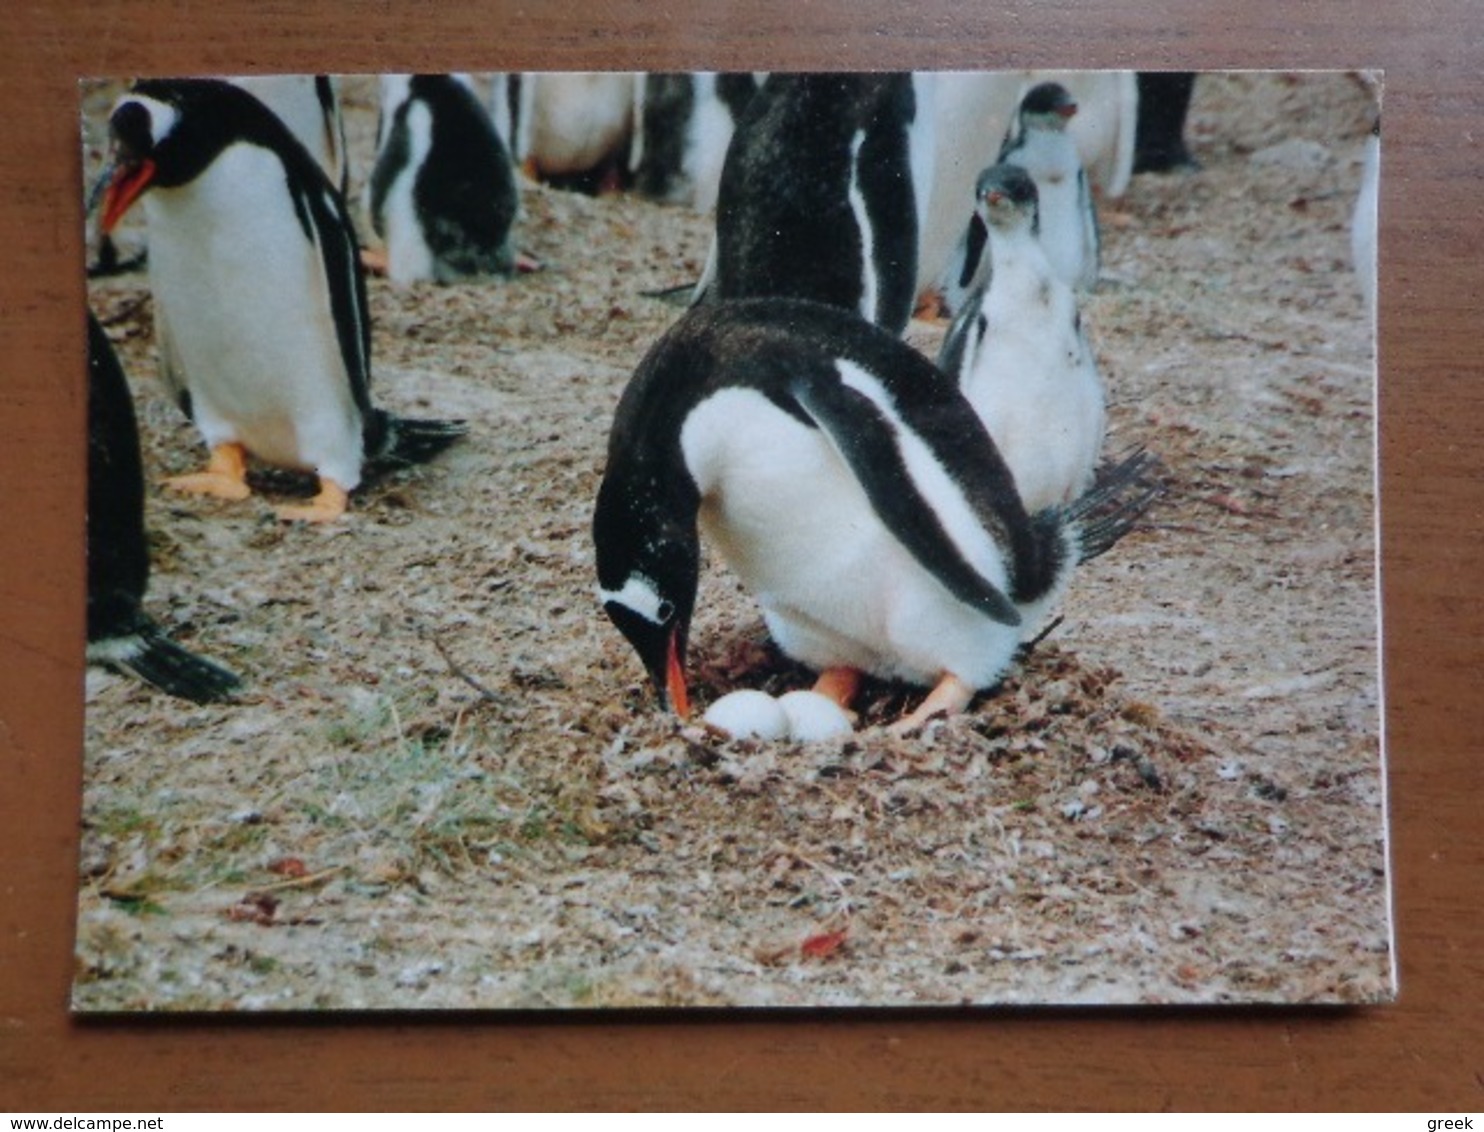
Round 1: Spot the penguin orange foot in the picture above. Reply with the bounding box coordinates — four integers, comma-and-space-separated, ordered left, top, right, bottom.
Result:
274, 478, 350, 523
812, 667, 862, 710
889, 673, 975, 735
166, 442, 251, 501
100, 80, 468, 526
359, 247, 390, 275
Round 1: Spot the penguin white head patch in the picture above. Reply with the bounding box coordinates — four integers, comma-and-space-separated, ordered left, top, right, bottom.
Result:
598, 573, 674, 626
113, 93, 180, 149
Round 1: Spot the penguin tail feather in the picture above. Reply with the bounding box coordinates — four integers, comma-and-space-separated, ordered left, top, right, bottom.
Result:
1065, 447, 1165, 563
89, 629, 243, 704
373, 414, 470, 468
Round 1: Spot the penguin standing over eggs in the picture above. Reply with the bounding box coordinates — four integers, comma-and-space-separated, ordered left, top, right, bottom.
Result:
938, 164, 1106, 515
963, 81, 1100, 295
368, 74, 520, 287
97, 79, 467, 523
87, 312, 241, 702
696, 73, 935, 337
593, 298, 1155, 732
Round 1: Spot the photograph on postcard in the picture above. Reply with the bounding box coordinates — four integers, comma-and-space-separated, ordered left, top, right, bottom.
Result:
75, 70, 1389, 1010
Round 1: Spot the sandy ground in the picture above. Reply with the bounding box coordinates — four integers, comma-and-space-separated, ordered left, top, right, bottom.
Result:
74, 71, 1388, 1010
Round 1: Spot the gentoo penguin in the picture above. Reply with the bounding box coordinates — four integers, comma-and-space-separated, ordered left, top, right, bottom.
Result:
227, 74, 348, 194
593, 297, 1154, 731
1030, 71, 1138, 199
698, 73, 935, 337
98, 79, 467, 523
1133, 73, 1199, 173
1352, 114, 1379, 321
368, 74, 520, 286
630, 72, 761, 212
991, 82, 1100, 293
510, 72, 637, 192
87, 312, 241, 702
937, 165, 1106, 515
89, 77, 349, 280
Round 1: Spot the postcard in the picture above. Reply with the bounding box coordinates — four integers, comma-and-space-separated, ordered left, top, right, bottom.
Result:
75, 70, 1389, 1010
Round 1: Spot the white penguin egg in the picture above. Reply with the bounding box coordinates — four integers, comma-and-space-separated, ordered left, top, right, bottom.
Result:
702, 690, 790, 741
778, 690, 855, 742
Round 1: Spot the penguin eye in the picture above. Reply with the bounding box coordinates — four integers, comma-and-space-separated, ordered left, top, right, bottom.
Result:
656, 599, 675, 624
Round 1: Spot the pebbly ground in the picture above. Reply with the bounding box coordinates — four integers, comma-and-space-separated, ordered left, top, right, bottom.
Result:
73, 70, 1388, 1010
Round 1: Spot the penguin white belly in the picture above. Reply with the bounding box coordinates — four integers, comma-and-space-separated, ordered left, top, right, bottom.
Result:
684, 76, 736, 213
379, 100, 439, 287
1009, 131, 1095, 290
961, 267, 1105, 513
915, 72, 1022, 296
521, 73, 634, 174
1028, 70, 1137, 198
681, 387, 1022, 689
1038, 178, 1093, 293
145, 143, 364, 487
227, 75, 345, 190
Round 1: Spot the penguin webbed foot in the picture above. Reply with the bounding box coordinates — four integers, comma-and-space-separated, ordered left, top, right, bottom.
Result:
274, 478, 350, 523
889, 673, 976, 736
359, 247, 390, 276
811, 666, 862, 711
165, 442, 252, 501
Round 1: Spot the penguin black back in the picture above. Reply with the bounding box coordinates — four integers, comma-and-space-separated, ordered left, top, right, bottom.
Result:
87, 312, 148, 643
708, 73, 923, 335
369, 74, 519, 280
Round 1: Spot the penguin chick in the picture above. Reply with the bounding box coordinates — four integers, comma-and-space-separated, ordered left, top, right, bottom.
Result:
98, 79, 467, 523
87, 312, 241, 703
938, 164, 1106, 514
697, 73, 935, 337
369, 74, 520, 287
994, 82, 1100, 293
593, 297, 1155, 732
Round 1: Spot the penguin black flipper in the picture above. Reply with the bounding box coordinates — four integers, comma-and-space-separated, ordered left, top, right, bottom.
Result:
87, 312, 242, 704
958, 213, 989, 290
936, 282, 988, 380
787, 360, 1027, 628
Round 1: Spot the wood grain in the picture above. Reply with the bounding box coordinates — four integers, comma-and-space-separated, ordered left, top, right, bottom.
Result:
3, 1, 1481, 1111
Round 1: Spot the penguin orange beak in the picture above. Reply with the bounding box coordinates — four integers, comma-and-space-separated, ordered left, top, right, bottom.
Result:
100, 158, 157, 234
665, 628, 691, 720
1058, 102, 1078, 120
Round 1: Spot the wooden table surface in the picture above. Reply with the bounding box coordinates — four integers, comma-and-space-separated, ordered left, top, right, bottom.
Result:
3, 1, 1480, 1112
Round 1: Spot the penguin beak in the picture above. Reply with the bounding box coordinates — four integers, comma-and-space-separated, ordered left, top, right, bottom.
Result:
664, 627, 690, 720
1058, 102, 1078, 120
99, 158, 157, 233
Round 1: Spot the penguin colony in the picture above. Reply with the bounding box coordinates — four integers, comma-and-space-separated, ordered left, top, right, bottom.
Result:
89, 71, 1359, 734
84, 70, 1152, 721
